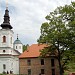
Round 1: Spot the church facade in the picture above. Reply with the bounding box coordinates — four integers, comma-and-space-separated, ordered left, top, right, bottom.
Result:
0, 8, 23, 74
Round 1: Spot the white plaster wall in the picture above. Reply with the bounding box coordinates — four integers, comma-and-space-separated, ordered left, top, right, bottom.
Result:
13, 57, 19, 74
12, 50, 19, 55
0, 29, 14, 48
0, 48, 13, 54
0, 29, 19, 74
0, 57, 13, 74
13, 44, 23, 53
0, 56, 19, 74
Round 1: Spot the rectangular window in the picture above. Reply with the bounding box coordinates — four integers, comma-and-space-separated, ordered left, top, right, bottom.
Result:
52, 69, 55, 75
41, 59, 44, 65
19, 46, 21, 49
28, 69, 31, 75
51, 59, 55, 67
3, 64, 6, 69
41, 69, 44, 74
27, 59, 31, 66
16, 46, 17, 49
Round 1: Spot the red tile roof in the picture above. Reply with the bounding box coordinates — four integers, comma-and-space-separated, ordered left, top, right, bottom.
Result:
19, 44, 47, 58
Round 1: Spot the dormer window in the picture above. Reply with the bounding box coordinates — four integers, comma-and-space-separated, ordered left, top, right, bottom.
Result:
3, 36, 6, 43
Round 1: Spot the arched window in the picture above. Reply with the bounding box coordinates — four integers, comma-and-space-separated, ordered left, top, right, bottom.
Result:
3, 36, 6, 43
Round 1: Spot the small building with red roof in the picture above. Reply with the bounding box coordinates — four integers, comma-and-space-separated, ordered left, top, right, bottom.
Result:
19, 44, 59, 75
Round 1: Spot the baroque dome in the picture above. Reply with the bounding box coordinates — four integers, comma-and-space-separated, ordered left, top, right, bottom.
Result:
14, 39, 22, 44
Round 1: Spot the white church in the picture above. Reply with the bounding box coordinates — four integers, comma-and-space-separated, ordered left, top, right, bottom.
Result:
0, 7, 23, 74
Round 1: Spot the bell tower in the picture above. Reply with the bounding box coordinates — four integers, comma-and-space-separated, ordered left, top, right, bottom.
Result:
0, 6, 14, 54
0, 1, 20, 74
14, 34, 23, 53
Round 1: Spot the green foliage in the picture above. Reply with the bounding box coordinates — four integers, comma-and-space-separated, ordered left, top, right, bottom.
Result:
38, 1, 75, 75
64, 61, 75, 75
0, 74, 6, 75
23, 44, 29, 52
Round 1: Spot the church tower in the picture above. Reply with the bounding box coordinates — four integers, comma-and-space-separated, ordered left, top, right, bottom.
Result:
14, 34, 23, 53
0, 7, 14, 54
0, 6, 20, 74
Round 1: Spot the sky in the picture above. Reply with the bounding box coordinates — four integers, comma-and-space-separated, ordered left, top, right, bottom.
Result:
0, 0, 75, 45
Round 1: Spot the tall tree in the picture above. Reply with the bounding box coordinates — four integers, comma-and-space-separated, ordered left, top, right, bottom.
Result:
23, 44, 29, 52
38, 2, 75, 75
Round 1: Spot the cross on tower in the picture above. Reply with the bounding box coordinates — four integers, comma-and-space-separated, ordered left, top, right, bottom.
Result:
6, 0, 8, 9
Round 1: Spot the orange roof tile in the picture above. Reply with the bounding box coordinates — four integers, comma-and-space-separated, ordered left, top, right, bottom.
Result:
19, 44, 47, 58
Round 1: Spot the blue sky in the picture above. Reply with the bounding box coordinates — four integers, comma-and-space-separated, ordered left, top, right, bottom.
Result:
0, 0, 75, 45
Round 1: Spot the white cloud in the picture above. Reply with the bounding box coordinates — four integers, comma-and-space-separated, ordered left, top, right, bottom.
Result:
0, 0, 75, 45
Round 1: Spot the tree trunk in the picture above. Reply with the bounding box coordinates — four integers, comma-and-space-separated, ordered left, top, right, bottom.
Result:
57, 41, 63, 75
58, 56, 63, 75
57, 47, 63, 75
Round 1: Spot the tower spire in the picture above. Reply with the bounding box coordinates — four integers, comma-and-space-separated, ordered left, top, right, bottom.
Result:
17, 34, 19, 40
1, 0, 13, 29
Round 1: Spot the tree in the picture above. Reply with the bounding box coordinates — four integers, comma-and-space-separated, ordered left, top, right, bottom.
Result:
23, 44, 29, 52
38, 2, 75, 75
